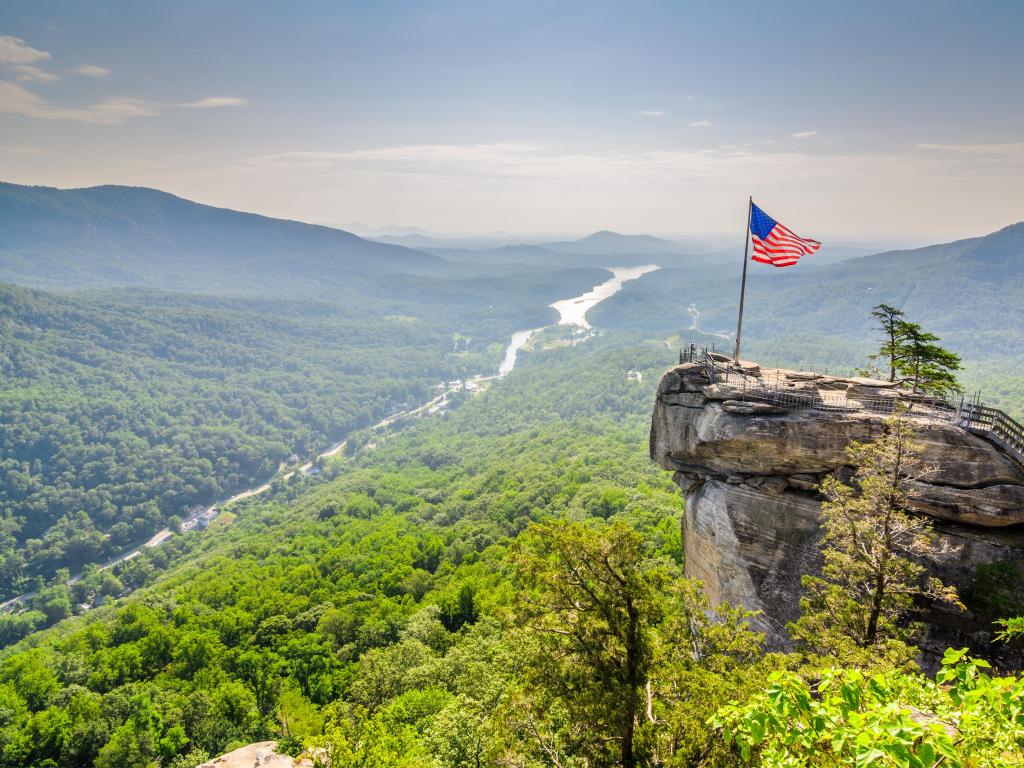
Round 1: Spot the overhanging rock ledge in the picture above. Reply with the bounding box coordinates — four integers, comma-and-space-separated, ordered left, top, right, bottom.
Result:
650, 360, 1024, 667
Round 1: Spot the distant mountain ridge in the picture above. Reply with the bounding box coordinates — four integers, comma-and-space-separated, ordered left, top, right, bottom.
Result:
375, 228, 899, 270
542, 230, 683, 257
842, 220, 1024, 276
0, 182, 442, 293
590, 218, 1024, 368
392, 229, 714, 269
372, 233, 524, 251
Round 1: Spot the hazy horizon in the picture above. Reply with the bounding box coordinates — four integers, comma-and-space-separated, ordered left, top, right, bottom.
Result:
2, 1, 1023, 241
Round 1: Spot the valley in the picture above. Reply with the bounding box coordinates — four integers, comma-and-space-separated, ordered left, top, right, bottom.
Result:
2, 6, 1022, 765
0, 259, 656, 622
0, 186, 1021, 768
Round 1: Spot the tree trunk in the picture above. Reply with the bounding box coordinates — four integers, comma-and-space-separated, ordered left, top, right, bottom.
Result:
622, 715, 636, 768
887, 325, 897, 382
864, 570, 885, 645
621, 598, 641, 768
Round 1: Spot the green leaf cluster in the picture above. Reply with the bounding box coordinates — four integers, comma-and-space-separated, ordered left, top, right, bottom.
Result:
714, 649, 1024, 766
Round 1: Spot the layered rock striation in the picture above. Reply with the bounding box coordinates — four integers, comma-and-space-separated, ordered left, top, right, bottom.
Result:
650, 360, 1024, 666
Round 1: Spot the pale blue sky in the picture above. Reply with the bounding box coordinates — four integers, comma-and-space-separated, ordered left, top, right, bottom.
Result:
1, 1, 1022, 238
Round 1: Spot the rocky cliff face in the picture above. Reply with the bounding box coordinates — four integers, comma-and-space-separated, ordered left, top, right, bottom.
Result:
650, 360, 1024, 667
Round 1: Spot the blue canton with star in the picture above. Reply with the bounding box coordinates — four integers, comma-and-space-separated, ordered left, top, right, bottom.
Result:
749, 202, 778, 239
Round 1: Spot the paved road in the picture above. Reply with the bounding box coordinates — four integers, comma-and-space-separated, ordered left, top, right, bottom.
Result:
0, 381, 469, 613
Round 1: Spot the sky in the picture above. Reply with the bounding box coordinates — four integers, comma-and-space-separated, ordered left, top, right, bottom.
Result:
1, 0, 1022, 240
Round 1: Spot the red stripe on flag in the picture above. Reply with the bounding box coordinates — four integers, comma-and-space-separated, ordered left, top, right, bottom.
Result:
770, 223, 819, 245
751, 218, 820, 269
765, 230, 818, 254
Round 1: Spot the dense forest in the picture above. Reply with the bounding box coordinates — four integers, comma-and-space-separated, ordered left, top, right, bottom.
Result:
1, 337, 1020, 767
0, 268, 605, 600
1, 186, 1022, 766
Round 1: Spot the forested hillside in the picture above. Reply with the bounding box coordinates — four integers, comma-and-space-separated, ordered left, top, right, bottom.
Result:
2, 336, 1019, 768
2, 186, 1023, 767
0, 267, 605, 601
3, 2, 1022, 764
0, 183, 441, 293
0, 336, 690, 767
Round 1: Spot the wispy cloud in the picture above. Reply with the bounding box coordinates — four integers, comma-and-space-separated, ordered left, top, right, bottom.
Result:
12, 64, 60, 83
74, 64, 111, 78
239, 141, 1024, 196
639, 110, 664, 117
244, 144, 546, 180
240, 143, 868, 187
179, 96, 247, 109
791, 130, 818, 139
0, 82, 247, 123
689, 120, 712, 127
0, 81, 158, 124
0, 37, 60, 82
227, 141, 1023, 238
0, 36, 50, 65
917, 142, 1024, 158
87, 97, 161, 121
0, 144, 45, 156
915, 142, 1024, 172
0, 35, 243, 123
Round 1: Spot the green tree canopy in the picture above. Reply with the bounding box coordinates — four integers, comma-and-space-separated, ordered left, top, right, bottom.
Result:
714, 648, 1024, 767
511, 520, 763, 768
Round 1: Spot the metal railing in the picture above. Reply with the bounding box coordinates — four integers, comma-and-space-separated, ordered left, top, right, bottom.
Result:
677, 343, 1024, 468
958, 403, 1024, 464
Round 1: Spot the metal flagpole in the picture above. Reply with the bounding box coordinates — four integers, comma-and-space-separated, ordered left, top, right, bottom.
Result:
732, 196, 753, 363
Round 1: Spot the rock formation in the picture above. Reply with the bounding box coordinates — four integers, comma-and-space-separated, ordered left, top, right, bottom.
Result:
199, 741, 315, 768
650, 359, 1024, 667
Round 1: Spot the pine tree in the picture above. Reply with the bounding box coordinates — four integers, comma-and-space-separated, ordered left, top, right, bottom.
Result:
896, 321, 963, 395
867, 304, 907, 382
790, 413, 962, 666
866, 304, 962, 394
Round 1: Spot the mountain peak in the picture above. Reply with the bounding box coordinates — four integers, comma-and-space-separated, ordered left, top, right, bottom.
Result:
542, 230, 682, 258
580, 230, 666, 243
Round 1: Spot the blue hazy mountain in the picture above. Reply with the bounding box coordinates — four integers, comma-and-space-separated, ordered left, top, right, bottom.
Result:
541, 230, 685, 257
591, 220, 1024, 364
0, 182, 443, 293
403, 230, 720, 269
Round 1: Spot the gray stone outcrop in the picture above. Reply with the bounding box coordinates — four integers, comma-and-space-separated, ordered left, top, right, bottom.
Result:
651, 362, 1024, 667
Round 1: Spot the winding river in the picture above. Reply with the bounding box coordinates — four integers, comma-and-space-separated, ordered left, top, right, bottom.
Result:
1, 263, 660, 613
498, 264, 658, 375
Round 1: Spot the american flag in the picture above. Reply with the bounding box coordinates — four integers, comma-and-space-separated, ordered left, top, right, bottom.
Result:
749, 201, 821, 267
